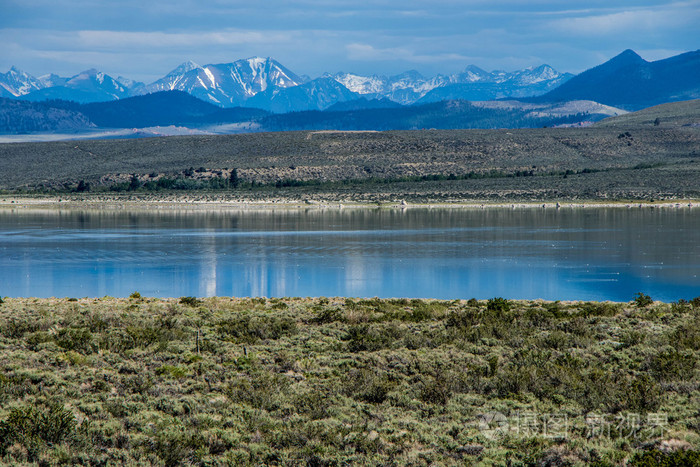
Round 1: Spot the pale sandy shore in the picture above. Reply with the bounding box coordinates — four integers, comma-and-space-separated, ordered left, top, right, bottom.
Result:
0, 193, 698, 211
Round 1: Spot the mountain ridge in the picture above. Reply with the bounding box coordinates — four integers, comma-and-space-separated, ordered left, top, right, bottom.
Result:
535, 49, 700, 110
2, 56, 572, 110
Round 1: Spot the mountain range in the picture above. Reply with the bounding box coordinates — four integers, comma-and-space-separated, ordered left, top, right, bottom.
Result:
1, 49, 698, 138
1, 57, 572, 111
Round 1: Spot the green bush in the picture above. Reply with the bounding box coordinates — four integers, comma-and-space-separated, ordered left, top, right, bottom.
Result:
670, 317, 700, 350
647, 348, 697, 381
629, 449, 700, 466
344, 369, 393, 404
55, 327, 96, 354
179, 296, 202, 307
0, 404, 77, 460
419, 373, 453, 405
217, 315, 297, 343
634, 292, 653, 308
486, 297, 511, 313
310, 306, 343, 324
155, 365, 188, 380
344, 324, 403, 352
578, 302, 621, 317
226, 371, 289, 410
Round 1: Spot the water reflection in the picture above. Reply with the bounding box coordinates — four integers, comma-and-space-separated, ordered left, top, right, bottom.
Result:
0, 207, 698, 300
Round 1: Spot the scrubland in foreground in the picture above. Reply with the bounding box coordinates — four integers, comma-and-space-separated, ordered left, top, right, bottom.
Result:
0, 296, 698, 465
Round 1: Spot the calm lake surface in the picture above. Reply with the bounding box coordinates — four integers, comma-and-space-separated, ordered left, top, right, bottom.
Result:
1, 207, 698, 301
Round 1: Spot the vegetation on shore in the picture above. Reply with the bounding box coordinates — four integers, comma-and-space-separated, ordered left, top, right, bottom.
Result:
0, 295, 698, 465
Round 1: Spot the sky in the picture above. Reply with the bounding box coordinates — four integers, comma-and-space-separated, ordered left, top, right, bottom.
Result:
1, 0, 698, 83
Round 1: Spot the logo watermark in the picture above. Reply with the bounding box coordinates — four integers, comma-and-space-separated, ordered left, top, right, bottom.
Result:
477, 411, 668, 440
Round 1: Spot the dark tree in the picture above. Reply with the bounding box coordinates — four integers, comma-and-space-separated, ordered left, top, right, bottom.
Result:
230, 169, 240, 188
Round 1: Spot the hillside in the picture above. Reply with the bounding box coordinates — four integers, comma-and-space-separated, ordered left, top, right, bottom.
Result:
0, 92, 612, 136
258, 100, 603, 132
536, 50, 700, 110
1, 121, 698, 202
595, 99, 700, 128
0, 98, 93, 133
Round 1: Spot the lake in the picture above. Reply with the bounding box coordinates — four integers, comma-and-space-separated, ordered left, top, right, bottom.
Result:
1, 207, 698, 301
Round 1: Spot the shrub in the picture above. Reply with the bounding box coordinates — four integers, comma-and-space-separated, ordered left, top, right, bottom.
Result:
155, 365, 188, 380
179, 296, 202, 307
445, 309, 479, 330
344, 369, 393, 404
486, 297, 511, 313
634, 293, 653, 308
0, 404, 76, 459
647, 349, 696, 381
629, 449, 700, 466
578, 302, 621, 317
129, 291, 141, 299
217, 315, 297, 343
419, 374, 453, 405
310, 306, 343, 324
226, 371, 289, 410
669, 317, 700, 350
55, 327, 96, 354
344, 324, 403, 352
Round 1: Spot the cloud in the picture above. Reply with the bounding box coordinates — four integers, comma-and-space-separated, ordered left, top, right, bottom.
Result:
346, 43, 470, 64
548, 4, 697, 36
76, 30, 295, 49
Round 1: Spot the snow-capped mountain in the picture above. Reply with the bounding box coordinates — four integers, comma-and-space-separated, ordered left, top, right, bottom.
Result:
20, 69, 131, 103
116, 76, 146, 95
38, 73, 69, 88
0, 67, 45, 98
329, 65, 572, 105
145, 60, 203, 93
328, 70, 448, 105
143, 57, 305, 107
246, 77, 360, 113
2, 57, 571, 109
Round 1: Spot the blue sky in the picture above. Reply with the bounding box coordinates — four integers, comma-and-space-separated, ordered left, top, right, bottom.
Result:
1, 0, 698, 83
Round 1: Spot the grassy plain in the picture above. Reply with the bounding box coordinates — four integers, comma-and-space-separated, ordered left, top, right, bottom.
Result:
1, 296, 698, 465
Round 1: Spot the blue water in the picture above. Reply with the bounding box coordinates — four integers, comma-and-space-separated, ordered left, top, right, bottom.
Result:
1, 207, 698, 301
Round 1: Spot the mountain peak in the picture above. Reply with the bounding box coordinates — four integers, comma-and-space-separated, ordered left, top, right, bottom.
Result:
611, 49, 645, 64
392, 70, 424, 81
245, 56, 271, 65
463, 65, 489, 75
167, 61, 201, 76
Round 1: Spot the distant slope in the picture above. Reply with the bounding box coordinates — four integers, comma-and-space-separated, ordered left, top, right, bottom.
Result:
325, 97, 403, 112
0, 98, 94, 133
259, 99, 600, 131
0, 91, 611, 136
595, 99, 700, 128
78, 91, 268, 127
77, 91, 221, 127
536, 50, 700, 110
18, 91, 270, 130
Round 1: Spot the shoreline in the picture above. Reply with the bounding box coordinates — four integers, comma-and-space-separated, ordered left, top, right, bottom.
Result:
1, 194, 698, 211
